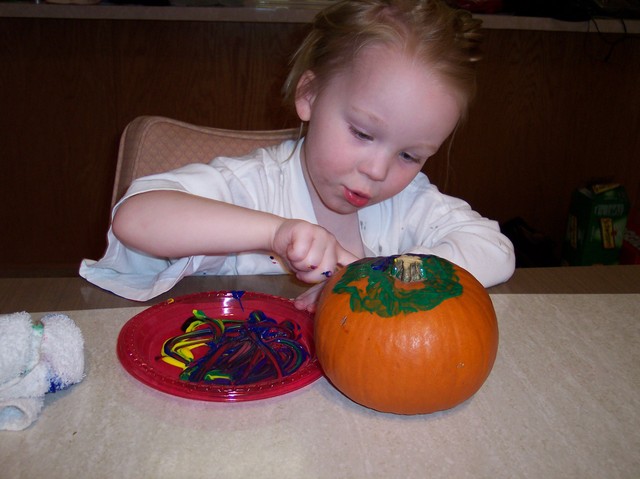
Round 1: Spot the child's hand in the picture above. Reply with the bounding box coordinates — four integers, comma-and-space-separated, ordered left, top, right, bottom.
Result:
272, 219, 358, 284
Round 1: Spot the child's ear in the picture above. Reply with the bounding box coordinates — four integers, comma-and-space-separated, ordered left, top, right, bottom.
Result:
295, 70, 317, 122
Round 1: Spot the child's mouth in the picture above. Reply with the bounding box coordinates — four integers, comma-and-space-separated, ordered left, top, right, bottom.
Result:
344, 187, 370, 208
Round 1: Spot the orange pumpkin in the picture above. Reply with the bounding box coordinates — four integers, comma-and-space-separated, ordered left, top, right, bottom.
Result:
314, 254, 498, 415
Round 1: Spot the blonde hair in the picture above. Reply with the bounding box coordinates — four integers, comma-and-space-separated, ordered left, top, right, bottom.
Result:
283, 0, 482, 117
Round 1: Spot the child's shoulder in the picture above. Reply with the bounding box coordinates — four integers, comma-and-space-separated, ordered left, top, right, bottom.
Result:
389, 171, 466, 211
210, 139, 299, 170
211, 140, 297, 164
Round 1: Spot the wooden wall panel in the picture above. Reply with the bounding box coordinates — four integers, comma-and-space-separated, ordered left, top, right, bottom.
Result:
425, 29, 640, 257
110, 21, 307, 130
0, 19, 120, 273
0, 18, 638, 274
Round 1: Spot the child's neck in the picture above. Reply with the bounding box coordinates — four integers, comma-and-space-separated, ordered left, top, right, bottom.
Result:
313, 205, 365, 259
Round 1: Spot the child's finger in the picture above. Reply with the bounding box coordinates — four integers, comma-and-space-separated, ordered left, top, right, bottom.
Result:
293, 282, 326, 312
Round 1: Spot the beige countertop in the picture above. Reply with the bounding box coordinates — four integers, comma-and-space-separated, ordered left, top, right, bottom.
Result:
1, 293, 638, 478
1, 2, 639, 33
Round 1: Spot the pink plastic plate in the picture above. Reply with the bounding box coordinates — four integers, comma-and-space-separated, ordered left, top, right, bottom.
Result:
117, 290, 322, 402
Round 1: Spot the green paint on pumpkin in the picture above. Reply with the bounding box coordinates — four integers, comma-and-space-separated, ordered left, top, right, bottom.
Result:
331, 255, 462, 317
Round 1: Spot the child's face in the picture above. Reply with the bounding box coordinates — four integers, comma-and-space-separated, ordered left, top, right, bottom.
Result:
296, 44, 462, 215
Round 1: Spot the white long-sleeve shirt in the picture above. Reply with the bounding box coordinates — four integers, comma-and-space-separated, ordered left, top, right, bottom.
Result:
80, 139, 514, 300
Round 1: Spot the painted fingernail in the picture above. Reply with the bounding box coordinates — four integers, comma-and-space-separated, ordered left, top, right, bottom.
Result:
322, 271, 333, 278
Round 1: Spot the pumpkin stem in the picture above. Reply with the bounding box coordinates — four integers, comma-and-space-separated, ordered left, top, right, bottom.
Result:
390, 255, 426, 282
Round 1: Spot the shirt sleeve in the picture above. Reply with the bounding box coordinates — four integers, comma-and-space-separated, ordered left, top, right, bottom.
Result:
79, 164, 229, 301
360, 174, 515, 288
79, 146, 294, 301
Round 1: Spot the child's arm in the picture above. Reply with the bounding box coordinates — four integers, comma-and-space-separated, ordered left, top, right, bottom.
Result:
112, 190, 357, 284
413, 227, 515, 288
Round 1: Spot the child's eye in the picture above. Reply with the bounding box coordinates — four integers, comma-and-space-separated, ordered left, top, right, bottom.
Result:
349, 126, 373, 141
400, 151, 422, 164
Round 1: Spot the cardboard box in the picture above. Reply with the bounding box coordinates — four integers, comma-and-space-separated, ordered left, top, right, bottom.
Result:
562, 184, 630, 265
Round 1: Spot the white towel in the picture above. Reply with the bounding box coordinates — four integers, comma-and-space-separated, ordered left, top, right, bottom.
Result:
40, 314, 85, 393
0, 397, 44, 432
0, 312, 84, 431
0, 312, 42, 390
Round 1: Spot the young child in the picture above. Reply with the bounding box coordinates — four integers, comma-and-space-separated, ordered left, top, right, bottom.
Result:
80, 0, 515, 310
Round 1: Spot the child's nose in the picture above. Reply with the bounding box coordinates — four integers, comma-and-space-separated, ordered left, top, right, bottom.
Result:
358, 153, 390, 181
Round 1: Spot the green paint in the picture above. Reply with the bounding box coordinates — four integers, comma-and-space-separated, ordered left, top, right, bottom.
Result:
331, 255, 462, 317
